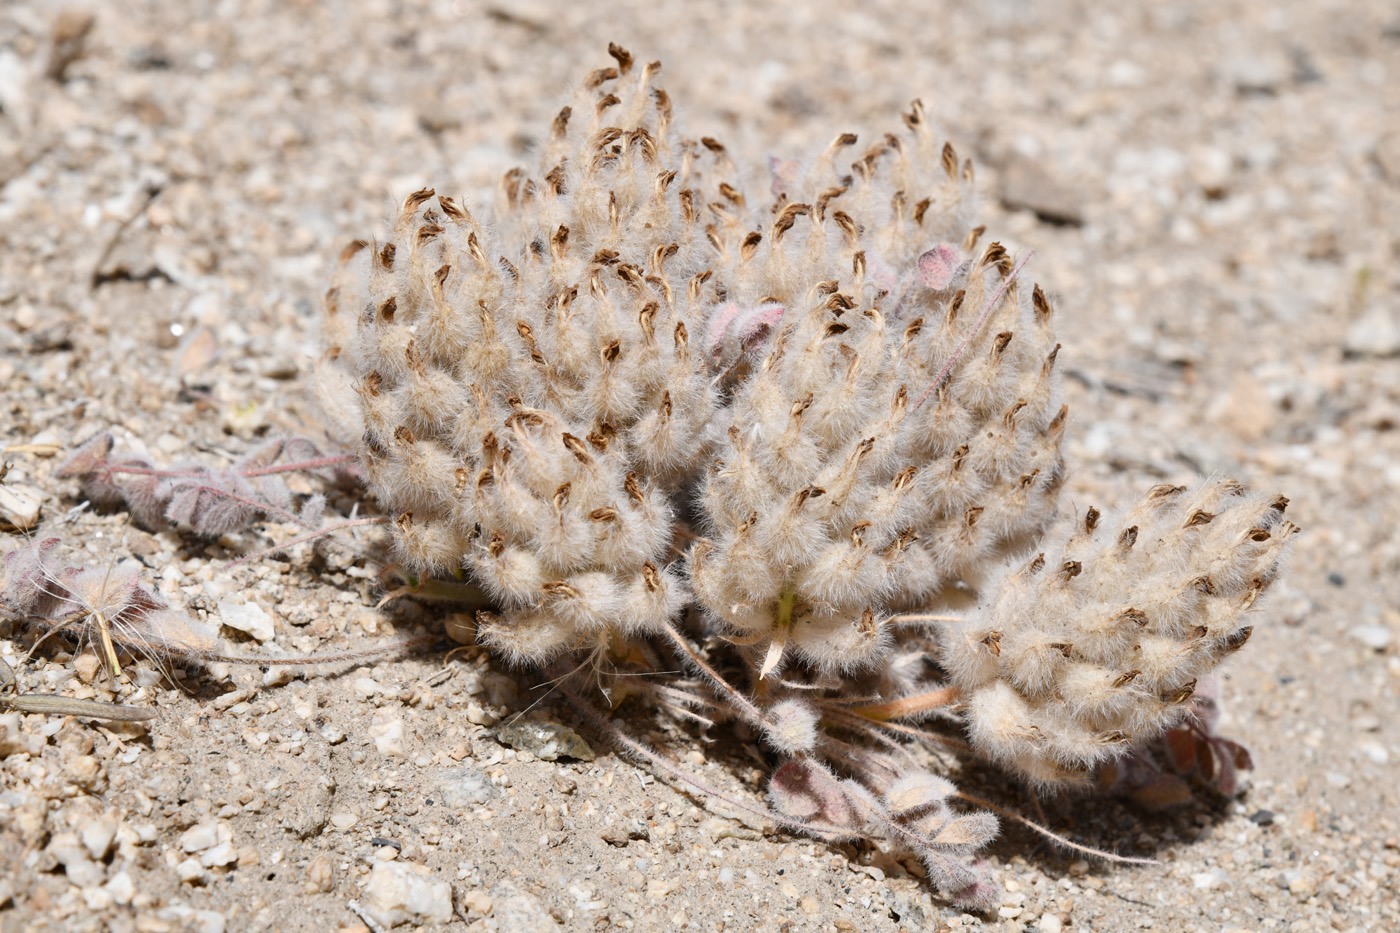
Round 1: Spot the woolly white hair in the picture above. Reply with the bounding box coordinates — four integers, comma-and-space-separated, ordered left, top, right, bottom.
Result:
947, 481, 1295, 787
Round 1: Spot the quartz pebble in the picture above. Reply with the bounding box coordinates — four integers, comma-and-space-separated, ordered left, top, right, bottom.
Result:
493, 720, 595, 762
1192, 867, 1231, 890
104, 871, 135, 906
370, 711, 406, 757
176, 858, 208, 884
1344, 309, 1400, 359
461, 889, 493, 915
180, 822, 221, 853
79, 815, 118, 860
329, 811, 359, 831
0, 483, 42, 531
305, 854, 334, 893
212, 688, 254, 711
0, 712, 43, 757
1349, 624, 1394, 651
217, 599, 276, 642
359, 862, 454, 927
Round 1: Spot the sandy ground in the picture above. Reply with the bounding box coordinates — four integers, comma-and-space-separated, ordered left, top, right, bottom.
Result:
2, 1, 1399, 930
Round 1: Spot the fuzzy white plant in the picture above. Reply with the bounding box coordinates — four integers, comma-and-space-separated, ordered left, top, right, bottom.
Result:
317, 46, 1296, 907
321, 47, 730, 665
946, 481, 1296, 787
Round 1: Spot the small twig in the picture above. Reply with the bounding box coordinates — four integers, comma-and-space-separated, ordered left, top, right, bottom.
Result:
0, 693, 156, 722
3, 443, 63, 456
0, 658, 155, 722
422, 667, 455, 688
375, 576, 492, 610
90, 182, 162, 290
92, 609, 122, 681
196, 634, 439, 668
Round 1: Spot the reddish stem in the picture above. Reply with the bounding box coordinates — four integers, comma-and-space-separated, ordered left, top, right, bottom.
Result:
240, 455, 358, 477
177, 483, 301, 526
913, 250, 1035, 412
105, 454, 356, 480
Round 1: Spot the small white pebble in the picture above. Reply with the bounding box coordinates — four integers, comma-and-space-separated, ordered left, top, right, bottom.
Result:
212, 689, 254, 712
1358, 741, 1389, 764
155, 905, 226, 933
217, 599, 275, 642
176, 858, 207, 884
104, 871, 136, 906
1191, 867, 1230, 890
360, 862, 454, 927
370, 712, 406, 758
1350, 624, 1394, 651
200, 842, 237, 868
330, 811, 359, 831
180, 823, 220, 853
80, 818, 118, 861
263, 667, 293, 688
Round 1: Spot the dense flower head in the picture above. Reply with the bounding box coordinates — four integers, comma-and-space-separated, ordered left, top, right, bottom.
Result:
945, 480, 1297, 787
321, 46, 734, 663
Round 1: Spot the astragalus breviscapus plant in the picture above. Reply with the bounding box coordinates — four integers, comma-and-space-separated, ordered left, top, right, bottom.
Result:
316, 45, 1296, 906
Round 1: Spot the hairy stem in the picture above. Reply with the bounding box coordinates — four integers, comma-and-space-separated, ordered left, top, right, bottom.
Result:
848, 686, 963, 721
952, 791, 1159, 865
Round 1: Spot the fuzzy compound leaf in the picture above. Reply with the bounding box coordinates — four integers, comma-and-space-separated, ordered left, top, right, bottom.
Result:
768, 760, 857, 832
930, 811, 999, 848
